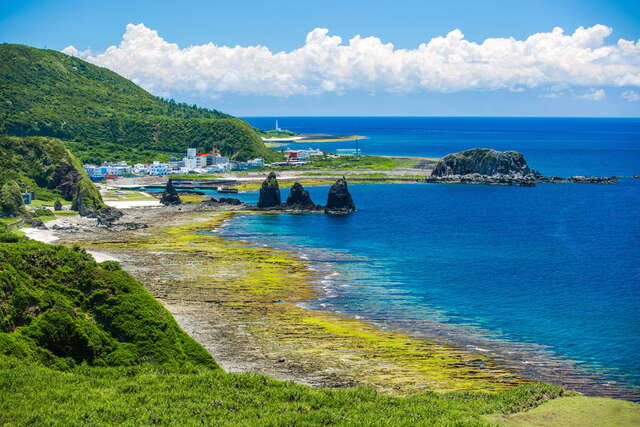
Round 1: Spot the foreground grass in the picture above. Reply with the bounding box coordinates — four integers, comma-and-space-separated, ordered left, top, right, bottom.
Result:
0, 356, 567, 426
485, 396, 640, 427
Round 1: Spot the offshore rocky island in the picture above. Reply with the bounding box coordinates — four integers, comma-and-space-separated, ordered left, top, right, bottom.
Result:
426, 148, 619, 186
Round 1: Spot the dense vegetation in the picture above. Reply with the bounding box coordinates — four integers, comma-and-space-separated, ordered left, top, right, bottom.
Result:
256, 128, 299, 138
0, 135, 104, 215
0, 236, 216, 369
0, 43, 281, 163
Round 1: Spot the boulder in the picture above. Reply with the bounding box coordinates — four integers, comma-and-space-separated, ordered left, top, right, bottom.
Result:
257, 172, 281, 208
160, 179, 182, 206
431, 148, 540, 178
94, 206, 124, 226
204, 197, 242, 206
325, 178, 356, 215
286, 182, 316, 209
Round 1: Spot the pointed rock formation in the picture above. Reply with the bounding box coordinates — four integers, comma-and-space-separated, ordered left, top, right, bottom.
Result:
325, 178, 356, 215
286, 182, 316, 210
160, 179, 182, 206
257, 172, 281, 208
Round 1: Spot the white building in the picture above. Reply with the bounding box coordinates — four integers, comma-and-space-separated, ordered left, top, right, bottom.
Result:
296, 149, 323, 160
248, 158, 264, 167
147, 161, 168, 176
183, 148, 199, 171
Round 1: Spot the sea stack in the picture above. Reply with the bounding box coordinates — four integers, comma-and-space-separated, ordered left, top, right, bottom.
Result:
286, 182, 316, 210
160, 179, 182, 205
431, 148, 540, 178
325, 178, 356, 215
257, 172, 281, 208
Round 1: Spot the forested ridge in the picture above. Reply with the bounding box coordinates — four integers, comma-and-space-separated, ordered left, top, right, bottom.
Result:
0, 43, 280, 163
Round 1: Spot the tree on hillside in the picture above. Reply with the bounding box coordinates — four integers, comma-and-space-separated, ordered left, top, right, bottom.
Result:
0, 180, 25, 217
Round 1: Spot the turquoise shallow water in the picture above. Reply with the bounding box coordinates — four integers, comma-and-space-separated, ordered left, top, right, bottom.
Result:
226, 117, 640, 399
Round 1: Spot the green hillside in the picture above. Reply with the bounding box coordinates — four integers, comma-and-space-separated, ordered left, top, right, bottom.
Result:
0, 135, 104, 215
0, 237, 216, 370
0, 43, 280, 163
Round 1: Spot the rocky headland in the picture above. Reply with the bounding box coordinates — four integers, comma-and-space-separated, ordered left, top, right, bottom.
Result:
426, 148, 618, 186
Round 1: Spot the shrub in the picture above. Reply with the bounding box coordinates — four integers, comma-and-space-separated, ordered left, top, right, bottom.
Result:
0, 241, 219, 370
0, 181, 24, 217
33, 207, 54, 217
99, 260, 121, 271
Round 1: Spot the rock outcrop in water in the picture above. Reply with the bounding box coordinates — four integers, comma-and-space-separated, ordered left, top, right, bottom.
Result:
426, 148, 618, 186
160, 179, 182, 206
286, 182, 316, 210
432, 148, 540, 178
325, 178, 356, 215
257, 172, 281, 208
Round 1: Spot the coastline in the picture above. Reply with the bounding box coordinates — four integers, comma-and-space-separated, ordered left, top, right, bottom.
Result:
26, 206, 640, 400
47, 208, 526, 395
217, 211, 640, 401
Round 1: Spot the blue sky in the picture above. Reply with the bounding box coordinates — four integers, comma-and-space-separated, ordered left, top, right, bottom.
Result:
2, 0, 640, 116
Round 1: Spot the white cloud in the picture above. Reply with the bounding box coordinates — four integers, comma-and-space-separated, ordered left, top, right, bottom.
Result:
578, 88, 606, 101
63, 23, 640, 97
62, 45, 92, 58
621, 89, 640, 102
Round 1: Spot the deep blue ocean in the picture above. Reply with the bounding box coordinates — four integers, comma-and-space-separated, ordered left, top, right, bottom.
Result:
229, 117, 640, 398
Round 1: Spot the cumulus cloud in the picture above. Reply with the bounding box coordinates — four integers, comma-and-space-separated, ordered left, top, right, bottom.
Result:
63, 23, 640, 97
621, 89, 640, 101
62, 45, 92, 58
578, 88, 606, 101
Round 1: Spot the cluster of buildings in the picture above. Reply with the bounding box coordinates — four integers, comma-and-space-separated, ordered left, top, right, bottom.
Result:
83, 145, 362, 180
84, 148, 265, 180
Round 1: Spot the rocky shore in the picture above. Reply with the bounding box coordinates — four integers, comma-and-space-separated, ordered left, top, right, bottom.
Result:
36, 207, 525, 395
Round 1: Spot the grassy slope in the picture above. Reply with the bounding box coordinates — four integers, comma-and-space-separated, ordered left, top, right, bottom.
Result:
485, 396, 640, 427
0, 239, 215, 369
0, 43, 280, 163
0, 358, 565, 426
0, 135, 104, 209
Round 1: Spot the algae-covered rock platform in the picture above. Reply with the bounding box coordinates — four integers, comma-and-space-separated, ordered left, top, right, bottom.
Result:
65, 209, 523, 394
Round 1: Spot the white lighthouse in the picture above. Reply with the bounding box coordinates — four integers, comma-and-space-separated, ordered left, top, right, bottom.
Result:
275, 120, 281, 131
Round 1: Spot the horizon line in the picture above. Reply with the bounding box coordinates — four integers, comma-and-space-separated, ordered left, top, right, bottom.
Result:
238, 115, 640, 119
